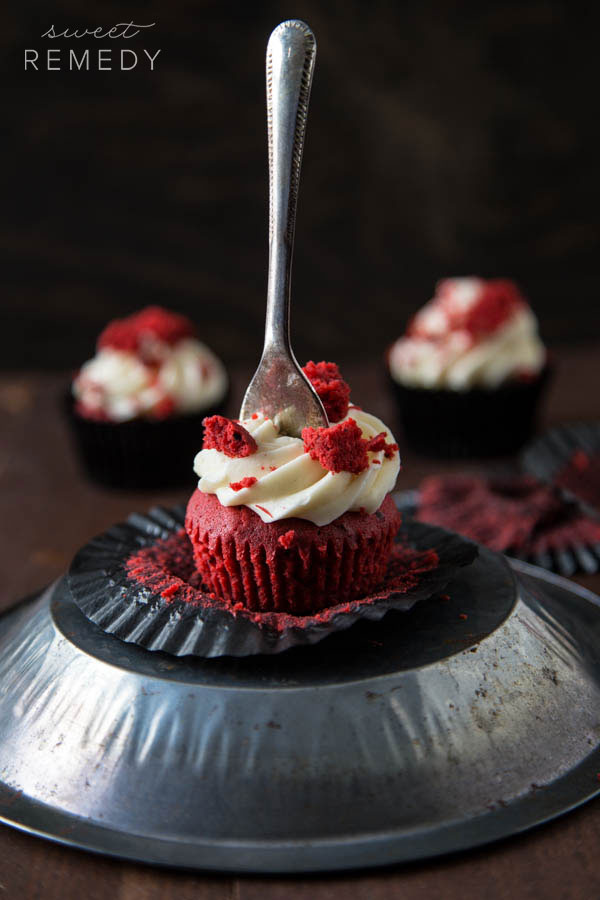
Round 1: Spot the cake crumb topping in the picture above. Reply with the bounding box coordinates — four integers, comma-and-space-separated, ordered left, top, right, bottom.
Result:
229, 476, 258, 492
302, 419, 370, 474
302, 418, 398, 475
98, 305, 196, 354
302, 360, 351, 422
408, 278, 526, 341
366, 432, 399, 459
202, 415, 257, 458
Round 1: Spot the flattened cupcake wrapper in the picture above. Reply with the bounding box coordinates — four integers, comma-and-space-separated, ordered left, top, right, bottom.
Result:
522, 421, 600, 519
67, 504, 478, 658
387, 365, 551, 459
63, 387, 229, 490
396, 488, 600, 578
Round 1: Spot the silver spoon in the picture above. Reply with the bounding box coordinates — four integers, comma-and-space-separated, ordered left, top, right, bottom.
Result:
239, 19, 329, 437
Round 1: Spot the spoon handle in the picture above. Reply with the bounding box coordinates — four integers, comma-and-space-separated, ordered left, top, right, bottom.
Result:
264, 20, 316, 354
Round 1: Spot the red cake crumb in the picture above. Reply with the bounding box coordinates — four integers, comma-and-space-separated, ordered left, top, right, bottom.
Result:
572, 450, 591, 471
417, 473, 600, 556
125, 528, 206, 605
367, 543, 439, 600
514, 368, 539, 383
555, 450, 600, 511
229, 476, 257, 492
302, 360, 351, 422
98, 306, 196, 354
366, 432, 399, 459
278, 530, 296, 549
462, 280, 524, 337
152, 396, 176, 420
74, 401, 111, 422
302, 418, 369, 474
409, 279, 525, 341
202, 415, 257, 458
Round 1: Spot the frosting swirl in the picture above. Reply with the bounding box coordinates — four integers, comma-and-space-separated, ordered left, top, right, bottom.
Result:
73, 338, 227, 422
193, 408, 400, 526
389, 278, 546, 390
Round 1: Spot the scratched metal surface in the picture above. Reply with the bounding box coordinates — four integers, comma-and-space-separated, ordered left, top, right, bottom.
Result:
0, 553, 599, 873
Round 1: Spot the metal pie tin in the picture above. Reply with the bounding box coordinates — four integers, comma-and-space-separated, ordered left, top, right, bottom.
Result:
1, 545, 600, 872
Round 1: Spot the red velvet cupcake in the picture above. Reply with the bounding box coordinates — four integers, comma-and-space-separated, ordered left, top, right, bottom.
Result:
185, 362, 402, 614
185, 492, 400, 614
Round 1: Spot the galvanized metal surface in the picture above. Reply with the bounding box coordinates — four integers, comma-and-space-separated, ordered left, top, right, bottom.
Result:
0, 553, 599, 873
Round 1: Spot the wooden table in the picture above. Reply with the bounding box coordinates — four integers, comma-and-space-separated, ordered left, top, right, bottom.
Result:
1, 347, 599, 898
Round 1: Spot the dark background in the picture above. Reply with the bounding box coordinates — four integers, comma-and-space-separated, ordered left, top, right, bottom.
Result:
3, 0, 599, 373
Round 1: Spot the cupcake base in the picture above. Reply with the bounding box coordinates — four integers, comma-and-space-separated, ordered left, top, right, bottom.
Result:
185, 491, 402, 615
64, 388, 228, 490
389, 366, 551, 459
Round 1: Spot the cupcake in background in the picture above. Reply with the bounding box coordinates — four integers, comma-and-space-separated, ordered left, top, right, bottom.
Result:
387, 278, 550, 458
67, 306, 228, 489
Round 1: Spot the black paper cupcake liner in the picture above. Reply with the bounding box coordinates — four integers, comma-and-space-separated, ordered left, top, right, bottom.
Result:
387, 365, 551, 459
67, 504, 478, 658
396, 486, 600, 578
64, 386, 229, 490
522, 421, 600, 518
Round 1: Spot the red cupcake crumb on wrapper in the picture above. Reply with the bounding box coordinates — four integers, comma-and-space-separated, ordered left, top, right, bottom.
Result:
67, 505, 477, 657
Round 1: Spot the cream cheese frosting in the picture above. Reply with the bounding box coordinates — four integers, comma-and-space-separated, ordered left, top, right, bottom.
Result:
73, 338, 227, 422
193, 408, 401, 526
389, 277, 545, 391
